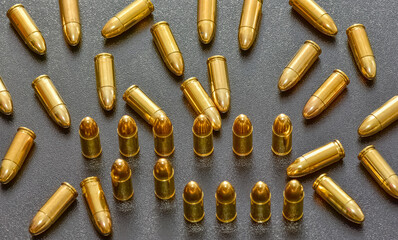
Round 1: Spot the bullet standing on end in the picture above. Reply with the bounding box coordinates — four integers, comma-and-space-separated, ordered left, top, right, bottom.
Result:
282, 180, 304, 221
232, 114, 253, 156
207, 55, 231, 113
193, 114, 214, 157
153, 113, 175, 157
250, 181, 271, 223
271, 113, 293, 156
111, 159, 134, 201
183, 181, 205, 223
153, 158, 175, 200
197, 0, 216, 44
0, 77, 13, 115
238, 0, 263, 50
94, 53, 116, 111
215, 181, 237, 223
58, 0, 81, 46
79, 117, 102, 159
118, 115, 139, 157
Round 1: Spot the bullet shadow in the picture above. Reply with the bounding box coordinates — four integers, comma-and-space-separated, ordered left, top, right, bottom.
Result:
114, 198, 135, 213
282, 217, 305, 237
199, 40, 213, 52
184, 219, 205, 236
82, 154, 104, 174
156, 196, 176, 213
346, 42, 376, 87
0, 113, 14, 122
194, 153, 214, 169
220, 111, 230, 120
250, 219, 272, 238
233, 153, 253, 169
357, 120, 398, 144
101, 105, 116, 118
215, 219, 238, 235
66, 40, 81, 53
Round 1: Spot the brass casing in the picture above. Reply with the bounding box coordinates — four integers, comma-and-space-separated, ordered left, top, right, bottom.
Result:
197, 0, 216, 44
118, 116, 139, 157
215, 185, 237, 223
193, 116, 214, 157
58, 0, 81, 46
79, 119, 102, 159
153, 160, 175, 200
238, 0, 263, 50
111, 160, 134, 201
153, 124, 175, 157
232, 116, 253, 157
183, 182, 205, 223
207, 55, 231, 113
94, 53, 116, 111
282, 182, 304, 222
271, 114, 293, 156
0, 77, 13, 115
250, 182, 271, 223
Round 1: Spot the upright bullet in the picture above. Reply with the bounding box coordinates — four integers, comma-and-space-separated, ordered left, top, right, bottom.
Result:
94, 53, 116, 111
153, 158, 175, 200
289, 0, 338, 36
238, 0, 263, 50
313, 174, 365, 224
0, 77, 13, 115
232, 114, 253, 156
102, 0, 154, 38
347, 24, 376, 80
183, 181, 205, 223
58, 0, 81, 46
153, 113, 175, 157
7, 4, 46, 55
282, 180, 304, 222
271, 114, 293, 156
207, 55, 231, 113
287, 140, 344, 178
151, 21, 184, 76
278, 40, 321, 91
81, 177, 112, 236
32, 75, 71, 128
250, 181, 271, 223
79, 117, 102, 159
215, 181, 237, 223
181, 77, 222, 130
197, 0, 216, 44
118, 115, 139, 157
357, 96, 398, 137
193, 114, 214, 157
358, 145, 398, 199
303, 69, 349, 119
29, 182, 78, 236
111, 159, 134, 201
0, 127, 35, 184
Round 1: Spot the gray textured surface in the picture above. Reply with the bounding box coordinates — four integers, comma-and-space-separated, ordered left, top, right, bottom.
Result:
0, 0, 398, 239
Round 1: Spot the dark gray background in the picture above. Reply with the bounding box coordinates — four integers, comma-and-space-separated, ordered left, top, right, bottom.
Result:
0, 0, 397, 239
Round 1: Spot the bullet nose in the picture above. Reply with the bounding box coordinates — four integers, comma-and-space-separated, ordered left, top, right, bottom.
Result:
0, 160, 17, 184
29, 211, 51, 236
204, 107, 222, 131
302, 96, 325, 119
198, 20, 215, 44
167, 52, 184, 76
318, 14, 338, 36
64, 22, 81, 46
27, 32, 46, 55
51, 105, 71, 128
360, 56, 376, 80
239, 27, 255, 50
213, 89, 230, 113
99, 86, 116, 111
385, 175, 398, 199
0, 91, 13, 115
357, 115, 382, 137
101, 17, 124, 39
93, 212, 112, 236
278, 68, 299, 91
345, 200, 365, 224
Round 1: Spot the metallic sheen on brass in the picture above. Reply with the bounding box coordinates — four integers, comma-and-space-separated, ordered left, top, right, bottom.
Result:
153, 113, 175, 157
7, 4, 46, 55
239, 0, 263, 50
283, 180, 304, 221
358, 145, 398, 199
181, 77, 222, 131
278, 40, 321, 91
207, 55, 231, 113
287, 140, 344, 178
232, 114, 253, 156
250, 181, 271, 223
215, 181, 237, 223
79, 117, 102, 159
303, 69, 349, 119
29, 182, 78, 236
102, 0, 154, 38
0, 127, 35, 184
0, 77, 13, 115
151, 21, 184, 76
95, 53, 116, 111
111, 159, 134, 201
58, 0, 81, 46
153, 158, 175, 200
197, 0, 216, 44
118, 115, 139, 157
313, 174, 365, 224
193, 114, 214, 157
183, 181, 205, 223
272, 114, 293, 156
289, 0, 338, 36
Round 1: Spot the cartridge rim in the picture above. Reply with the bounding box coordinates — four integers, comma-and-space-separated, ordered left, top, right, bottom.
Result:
333, 139, 345, 158
207, 55, 226, 64
150, 21, 169, 33
122, 85, 139, 101
313, 173, 328, 190
80, 176, 99, 188
32, 75, 50, 87
346, 24, 365, 34
333, 69, 350, 85
180, 77, 198, 91
17, 127, 36, 139
358, 145, 375, 160
61, 182, 78, 197
7, 4, 24, 17
94, 53, 114, 61
250, 192, 271, 205
304, 40, 322, 54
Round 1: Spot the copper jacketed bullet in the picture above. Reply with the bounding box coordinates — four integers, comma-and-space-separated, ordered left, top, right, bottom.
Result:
151, 21, 184, 76
102, 0, 154, 38
271, 114, 293, 156
313, 174, 365, 224
153, 113, 175, 157
357, 96, 398, 137
58, 0, 81, 46
238, 0, 263, 50
7, 4, 46, 55
183, 181, 205, 223
118, 115, 139, 157
215, 181, 237, 223
81, 177, 112, 236
197, 0, 216, 44
153, 158, 175, 200
250, 181, 271, 223
303, 69, 349, 119
358, 145, 398, 199
347, 24, 376, 80
181, 77, 222, 131
289, 0, 338, 36
193, 114, 214, 157
79, 117, 102, 159
29, 182, 78, 236
94, 53, 116, 111
207, 55, 231, 113
32, 75, 71, 128
287, 140, 344, 178
0, 77, 13, 115
282, 180, 304, 222
0, 127, 35, 184
111, 159, 134, 201
232, 114, 253, 156
278, 40, 321, 91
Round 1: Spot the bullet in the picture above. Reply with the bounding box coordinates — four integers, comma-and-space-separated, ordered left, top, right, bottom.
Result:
102, 0, 154, 38
215, 181, 237, 223
278, 40, 321, 91
181, 77, 221, 131
313, 173, 365, 224
271, 113, 293, 156
123, 85, 167, 126
193, 114, 214, 157
183, 181, 205, 223
29, 182, 78, 236
282, 180, 304, 222
302, 69, 349, 119
79, 117, 102, 159
287, 140, 344, 178
250, 181, 271, 223
357, 96, 398, 137
118, 115, 139, 157
32, 75, 71, 128
197, 0, 216, 44
7, 4, 46, 55
111, 159, 134, 201
289, 0, 338, 36
238, 0, 263, 50
207, 55, 231, 113
81, 177, 112, 236
58, 0, 81, 46
358, 145, 398, 199
153, 113, 175, 157
346, 24, 376, 80
153, 158, 175, 200
0, 127, 35, 184
94, 53, 116, 111
151, 21, 184, 76
232, 114, 253, 156
0, 77, 13, 115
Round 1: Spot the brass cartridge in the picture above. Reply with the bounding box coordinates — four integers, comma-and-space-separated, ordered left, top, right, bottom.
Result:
118, 115, 139, 157
111, 159, 134, 201
58, 0, 81, 46
183, 181, 205, 223
153, 113, 175, 157
271, 114, 293, 156
250, 181, 271, 223
94, 53, 116, 111
79, 117, 102, 159
215, 181, 237, 223
153, 158, 175, 200
207, 55, 231, 113
193, 114, 214, 157
197, 0, 216, 44
238, 0, 263, 50
0, 77, 13, 115
232, 114, 253, 156
282, 180, 304, 221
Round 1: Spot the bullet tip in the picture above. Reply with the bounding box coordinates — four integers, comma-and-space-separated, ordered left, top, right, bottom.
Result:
98, 86, 116, 111
284, 180, 304, 202
213, 89, 230, 113
193, 114, 212, 136
28, 32, 46, 55
153, 113, 173, 136
183, 181, 203, 203
384, 175, 398, 199
239, 27, 256, 50
278, 68, 299, 91
51, 104, 71, 128
79, 117, 99, 138
318, 14, 338, 36
251, 181, 270, 203
111, 159, 131, 181
64, 22, 81, 46
0, 91, 13, 115
93, 211, 112, 236
286, 159, 306, 177
0, 160, 17, 184
302, 96, 325, 119
101, 17, 124, 39
360, 56, 376, 80
167, 52, 184, 76
273, 114, 292, 135
233, 114, 252, 136
153, 158, 173, 180
203, 107, 222, 131
118, 115, 137, 137
29, 211, 51, 236
216, 181, 235, 203
345, 200, 365, 224
198, 20, 215, 44
357, 115, 382, 137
